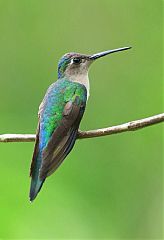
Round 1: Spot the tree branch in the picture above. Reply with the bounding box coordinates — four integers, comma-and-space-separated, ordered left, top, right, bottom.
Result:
0, 113, 163, 143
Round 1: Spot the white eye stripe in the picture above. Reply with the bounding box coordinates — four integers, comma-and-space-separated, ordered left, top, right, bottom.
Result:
70, 59, 74, 64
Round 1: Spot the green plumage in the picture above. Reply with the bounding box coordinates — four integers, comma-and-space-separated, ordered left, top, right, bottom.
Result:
30, 78, 87, 201
39, 79, 87, 150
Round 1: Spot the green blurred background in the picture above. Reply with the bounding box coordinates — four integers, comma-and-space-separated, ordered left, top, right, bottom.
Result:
0, 0, 163, 239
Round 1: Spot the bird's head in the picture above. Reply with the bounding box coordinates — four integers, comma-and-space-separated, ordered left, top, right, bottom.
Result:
58, 47, 131, 79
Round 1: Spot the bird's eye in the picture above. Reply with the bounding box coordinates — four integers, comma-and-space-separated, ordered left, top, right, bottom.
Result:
73, 58, 82, 64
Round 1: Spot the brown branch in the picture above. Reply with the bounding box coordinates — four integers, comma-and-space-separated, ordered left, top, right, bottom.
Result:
0, 113, 163, 143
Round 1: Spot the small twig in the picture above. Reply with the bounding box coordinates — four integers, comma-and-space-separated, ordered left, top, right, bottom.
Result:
0, 113, 163, 143
0, 134, 36, 142
78, 113, 164, 139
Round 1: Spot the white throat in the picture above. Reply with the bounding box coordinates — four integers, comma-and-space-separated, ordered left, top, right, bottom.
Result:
70, 73, 90, 100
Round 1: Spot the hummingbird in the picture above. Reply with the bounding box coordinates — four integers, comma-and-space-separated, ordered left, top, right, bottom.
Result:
29, 46, 131, 201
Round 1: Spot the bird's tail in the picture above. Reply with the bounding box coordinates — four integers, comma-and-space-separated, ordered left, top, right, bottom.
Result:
29, 152, 45, 202
29, 177, 45, 202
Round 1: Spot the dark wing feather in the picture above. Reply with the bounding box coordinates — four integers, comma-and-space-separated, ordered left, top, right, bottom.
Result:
39, 96, 85, 179
42, 128, 77, 178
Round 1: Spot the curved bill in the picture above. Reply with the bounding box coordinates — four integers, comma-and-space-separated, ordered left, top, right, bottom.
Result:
89, 46, 132, 60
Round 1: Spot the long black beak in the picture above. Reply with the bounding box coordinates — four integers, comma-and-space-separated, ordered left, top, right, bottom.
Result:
89, 46, 132, 60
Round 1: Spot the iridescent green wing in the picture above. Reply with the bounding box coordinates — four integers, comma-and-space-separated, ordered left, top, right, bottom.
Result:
39, 81, 87, 179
